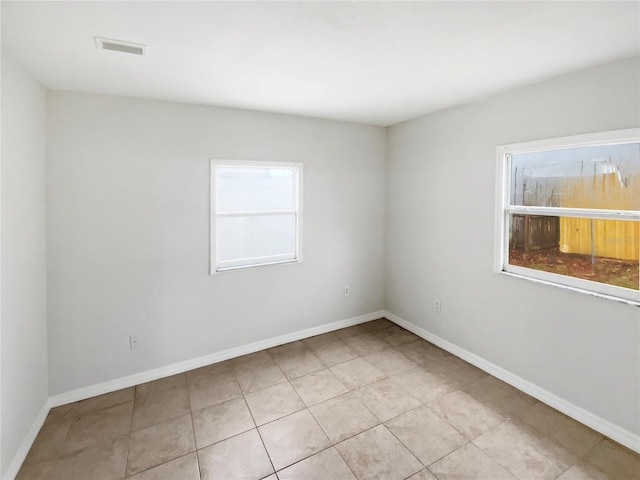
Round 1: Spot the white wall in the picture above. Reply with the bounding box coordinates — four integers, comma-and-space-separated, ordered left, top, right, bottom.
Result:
1, 51, 49, 477
46, 92, 386, 395
386, 57, 640, 439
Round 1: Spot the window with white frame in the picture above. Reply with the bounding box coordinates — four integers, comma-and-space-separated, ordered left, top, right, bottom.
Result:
211, 160, 302, 273
495, 129, 640, 305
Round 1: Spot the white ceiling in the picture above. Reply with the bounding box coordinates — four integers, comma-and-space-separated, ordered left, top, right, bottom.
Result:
2, 1, 639, 126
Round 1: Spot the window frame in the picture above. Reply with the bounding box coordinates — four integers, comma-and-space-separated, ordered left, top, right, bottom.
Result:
210, 159, 303, 274
494, 128, 640, 306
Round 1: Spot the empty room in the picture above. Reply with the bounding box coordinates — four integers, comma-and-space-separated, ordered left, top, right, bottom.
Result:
1, 1, 639, 479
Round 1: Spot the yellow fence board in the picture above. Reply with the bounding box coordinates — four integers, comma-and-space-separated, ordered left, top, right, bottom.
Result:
559, 173, 639, 261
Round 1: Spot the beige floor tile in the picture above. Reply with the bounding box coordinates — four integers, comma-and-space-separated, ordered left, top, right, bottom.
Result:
126, 453, 200, 480
198, 429, 274, 480
336, 425, 423, 480
334, 324, 370, 340
407, 469, 438, 480
192, 397, 255, 448
15, 459, 58, 480
136, 374, 187, 396
278, 447, 357, 480
63, 401, 133, 454
360, 318, 395, 332
45, 402, 77, 425
330, 357, 386, 389
302, 332, 339, 349
309, 340, 359, 367
390, 367, 455, 403
473, 421, 576, 480
393, 340, 449, 368
187, 371, 242, 411
23, 419, 72, 464
271, 348, 325, 379
258, 409, 331, 470
132, 381, 190, 431
344, 332, 390, 356
427, 390, 505, 440
427, 356, 487, 389
429, 443, 517, 479
234, 360, 287, 394
55, 434, 129, 480
516, 402, 603, 456
269, 340, 308, 356
374, 325, 418, 346
463, 376, 538, 420
245, 381, 306, 426
185, 359, 234, 382
385, 405, 466, 465
309, 393, 379, 443
74, 387, 135, 416
290, 369, 349, 406
353, 378, 421, 422
557, 461, 611, 480
582, 439, 640, 479
232, 350, 278, 372
364, 348, 418, 375
127, 414, 195, 476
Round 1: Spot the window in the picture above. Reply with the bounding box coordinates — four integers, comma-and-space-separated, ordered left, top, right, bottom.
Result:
495, 129, 640, 305
211, 160, 302, 273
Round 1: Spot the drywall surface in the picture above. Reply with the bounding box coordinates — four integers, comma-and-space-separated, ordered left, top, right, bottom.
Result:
46, 92, 385, 395
1, 51, 49, 476
386, 57, 640, 436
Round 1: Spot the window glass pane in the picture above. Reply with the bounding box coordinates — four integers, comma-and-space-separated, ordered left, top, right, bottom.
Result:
508, 214, 639, 290
217, 167, 295, 212
217, 214, 296, 263
510, 142, 640, 210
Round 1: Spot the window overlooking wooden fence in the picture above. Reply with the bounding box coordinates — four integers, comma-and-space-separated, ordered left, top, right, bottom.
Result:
496, 129, 640, 305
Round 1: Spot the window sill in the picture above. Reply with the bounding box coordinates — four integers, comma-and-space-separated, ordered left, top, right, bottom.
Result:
499, 270, 640, 308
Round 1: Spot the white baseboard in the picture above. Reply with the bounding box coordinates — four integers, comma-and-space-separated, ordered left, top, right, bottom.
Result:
383, 310, 640, 453
3, 399, 52, 480
49, 310, 385, 408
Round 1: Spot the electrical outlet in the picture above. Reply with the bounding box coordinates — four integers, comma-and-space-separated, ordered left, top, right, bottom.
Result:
344, 285, 350, 296
129, 335, 140, 350
434, 300, 442, 313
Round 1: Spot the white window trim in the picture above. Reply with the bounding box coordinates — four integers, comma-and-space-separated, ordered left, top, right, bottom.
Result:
210, 159, 303, 274
494, 128, 640, 306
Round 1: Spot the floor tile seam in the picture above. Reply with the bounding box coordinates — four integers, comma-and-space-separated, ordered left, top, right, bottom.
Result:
470, 425, 559, 480
74, 395, 135, 417
306, 397, 383, 445
123, 451, 197, 480
502, 416, 580, 464
187, 388, 245, 415
507, 412, 604, 461
185, 368, 235, 387
183, 376, 203, 480
129, 404, 191, 435
365, 423, 425, 472
570, 437, 611, 473
271, 444, 340, 474
328, 442, 361, 480
288, 373, 350, 408
382, 405, 494, 469
122, 394, 137, 480
329, 355, 389, 377
420, 396, 490, 441
467, 437, 524, 480
242, 388, 278, 479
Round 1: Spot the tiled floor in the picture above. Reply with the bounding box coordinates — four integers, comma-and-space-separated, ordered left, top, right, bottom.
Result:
17, 319, 640, 480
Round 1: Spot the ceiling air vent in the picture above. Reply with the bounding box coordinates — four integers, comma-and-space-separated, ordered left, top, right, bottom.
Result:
94, 37, 147, 56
